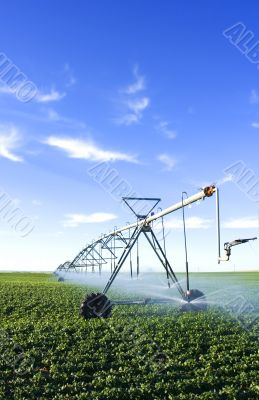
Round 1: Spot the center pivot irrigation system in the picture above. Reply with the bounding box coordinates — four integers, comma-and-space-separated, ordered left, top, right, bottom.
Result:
56, 185, 257, 318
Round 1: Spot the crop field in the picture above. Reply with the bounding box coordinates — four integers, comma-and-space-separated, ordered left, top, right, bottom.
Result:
0, 272, 258, 400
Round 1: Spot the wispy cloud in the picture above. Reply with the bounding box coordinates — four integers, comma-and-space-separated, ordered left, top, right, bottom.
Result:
0, 82, 65, 104
251, 122, 259, 128
216, 174, 234, 186
123, 65, 145, 94
116, 66, 150, 125
0, 85, 14, 95
162, 216, 212, 230
116, 97, 150, 126
36, 89, 66, 103
157, 120, 177, 139
117, 113, 139, 126
0, 125, 23, 162
117, 97, 150, 126
223, 217, 258, 229
46, 108, 86, 129
63, 212, 117, 227
127, 97, 149, 114
63, 63, 76, 87
250, 89, 259, 104
47, 109, 62, 121
157, 153, 177, 171
32, 200, 42, 206
44, 136, 138, 163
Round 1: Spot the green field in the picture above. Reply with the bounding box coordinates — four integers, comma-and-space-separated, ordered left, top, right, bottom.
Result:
0, 272, 258, 400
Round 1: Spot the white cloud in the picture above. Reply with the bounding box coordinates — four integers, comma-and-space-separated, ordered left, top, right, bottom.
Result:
64, 63, 76, 87
157, 153, 177, 171
0, 125, 23, 162
116, 66, 150, 125
162, 216, 212, 230
223, 217, 258, 229
216, 174, 234, 186
0, 85, 13, 95
44, 136, 138, 163
117, 113, 139, 126
157, 120, 177, 139
46, 109, 61, 121
117, 96, 150, 126
250, 89, 259, 104
123, 65, 145, 94
251, 122, 259, 128
32, 200, 42, 206
127, 97, 149, 114
46, 108, 86, 129
36, 89, 66, 103
0, 82, 65, 104
63, 212, 117, 227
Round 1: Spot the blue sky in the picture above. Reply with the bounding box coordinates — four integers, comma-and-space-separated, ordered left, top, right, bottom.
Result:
0, 0, 258, 271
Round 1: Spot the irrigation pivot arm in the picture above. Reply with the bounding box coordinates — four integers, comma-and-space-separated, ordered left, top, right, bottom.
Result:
97, 185, 216, 241
57, 185, 217, 274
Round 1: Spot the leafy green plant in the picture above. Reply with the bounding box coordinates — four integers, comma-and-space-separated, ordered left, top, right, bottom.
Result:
0, 272, 258, 400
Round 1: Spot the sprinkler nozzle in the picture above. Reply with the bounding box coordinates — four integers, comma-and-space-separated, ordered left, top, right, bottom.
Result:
181, 289, 207, 311
185, 290, 191, 302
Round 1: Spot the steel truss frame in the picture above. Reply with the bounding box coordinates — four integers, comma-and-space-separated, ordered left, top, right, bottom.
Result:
63, 217, 186, 300
57, 187, 218, 302
55, 186, 258, 315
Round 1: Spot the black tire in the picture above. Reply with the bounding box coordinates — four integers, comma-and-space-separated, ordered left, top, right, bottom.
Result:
181, 289, 207, 312
58, 277, 64, 282
80, 292, 112, 319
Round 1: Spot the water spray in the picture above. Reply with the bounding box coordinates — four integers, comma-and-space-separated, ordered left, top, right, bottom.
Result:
56, 185, 257, 318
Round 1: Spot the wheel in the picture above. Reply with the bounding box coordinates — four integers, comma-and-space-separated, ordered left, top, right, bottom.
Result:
58, 277, 64, 282
80, 292, 112, 319
181, 289, 207, 311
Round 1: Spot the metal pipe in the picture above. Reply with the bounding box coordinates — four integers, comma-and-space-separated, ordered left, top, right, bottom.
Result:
216, 188, 231, 262
182, 192, 189, 291
96, 186, 216, 241
216, 188, 221, 263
